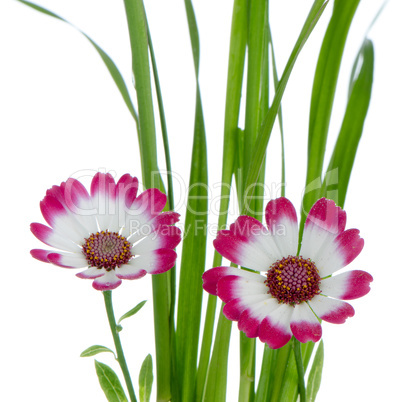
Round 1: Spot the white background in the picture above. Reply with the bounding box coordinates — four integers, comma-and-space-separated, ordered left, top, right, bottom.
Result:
0, 0, 401, 401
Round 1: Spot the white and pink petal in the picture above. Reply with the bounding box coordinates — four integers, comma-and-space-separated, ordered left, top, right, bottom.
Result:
131, 226, 181, 254
300, 198, 346, 261
92, 270, 122, 291
31, 223, 82, 253
222, 294, 269, 321
47, 252, 88, 269
202, 266, 265, 296
308, 295, 355, 324
115, 262, 147, 280
76, 266, 105, 279
122, 189, 167, 238
213, 222, 279, 272
216, 273, 267, 303
265, 197, 299, 257
40, 195, 89, 243
63, 178, 98, 233
320, 270, 373, 300
290, 302, 322, 343
91, 173, 117, 231
313, 229, 364, 277
237, 297, 280, 338
128, 249, 177, 275
31, 249, 52, 263
258, 303, 293, 349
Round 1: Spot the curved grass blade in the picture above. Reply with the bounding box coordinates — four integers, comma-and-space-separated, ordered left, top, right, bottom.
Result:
300, 0, 360, 226
139, 354, 153, 402
322, 39, 374, 208
81, 345, 116, 359
306, 341, 324, 402
175, 1, 208, 400
95, 360, 128, 402
242, 0, 330, 214
15, 0, 138, 126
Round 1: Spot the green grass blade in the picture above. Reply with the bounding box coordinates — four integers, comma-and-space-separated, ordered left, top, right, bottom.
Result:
322, 39, 374, 208
15, 0, 138, 126
196, 0, 247, 399
202, 307, 233, 402
306, 341, 324, 402
267, 24, 286, 197
242, 0, 329, 213
175, 1, 208, 400
122, 2, 170, 401
301, 0, 360, 223
255, 345, 275, 402
94, 360, 128, 402
242, 0, 268, 197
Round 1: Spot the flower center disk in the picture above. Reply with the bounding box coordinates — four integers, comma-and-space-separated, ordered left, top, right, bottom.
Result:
82, 230, 132, 271
265, 256, 321, 305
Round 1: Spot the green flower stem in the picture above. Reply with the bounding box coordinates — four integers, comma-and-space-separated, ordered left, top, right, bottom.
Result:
103, 291, 137, 402
293, 337, 306, 402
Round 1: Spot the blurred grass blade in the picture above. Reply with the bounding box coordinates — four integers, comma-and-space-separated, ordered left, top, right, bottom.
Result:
243, 0, 329, 213
255, 345, 275, 402
16, 0, 138, 125
123, 1, 170, 401
322, 39, 374, 208
118, 300, 147, 324
301, 0, 360, 224
306, 341, 324, 402
139, 354, 153, 402
94, 360, 128, 402
146, 22, 175, 212
80, 345, 116, 359
267, 24, 286, 197
196, 0, 247, 402
175, 1, 208, 400
196, 0, 247, 399
202, 307, 232, 402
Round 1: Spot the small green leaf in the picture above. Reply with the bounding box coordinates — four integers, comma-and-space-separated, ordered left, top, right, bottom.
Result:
94, 360, 128, 402
116, 324, 123, 333
139, 354, 153, 402
118, 300, 147, 324
80, 345, 116, 359
306, 341, 324, 402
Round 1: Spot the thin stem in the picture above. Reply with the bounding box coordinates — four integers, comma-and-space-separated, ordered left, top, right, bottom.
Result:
293, 337, 306, 402
103, 290, 137, 402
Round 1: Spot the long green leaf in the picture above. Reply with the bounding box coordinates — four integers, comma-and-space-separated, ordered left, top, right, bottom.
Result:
301, 0, 360, 226
15, 0, 138, 126
95, 360, 128, 402
242, 0, 329, 213
175, 1, 208, 401
139, 355, 153, 402
322, 39, 374, 208
122, 2, 170, 401
196, 0, 247, 399
306, 341, 324, 402
202, 307, 232, 402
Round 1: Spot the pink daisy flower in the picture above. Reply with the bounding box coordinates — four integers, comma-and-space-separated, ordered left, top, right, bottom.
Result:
202, 197, 372, 349
31, 173, 181, 291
